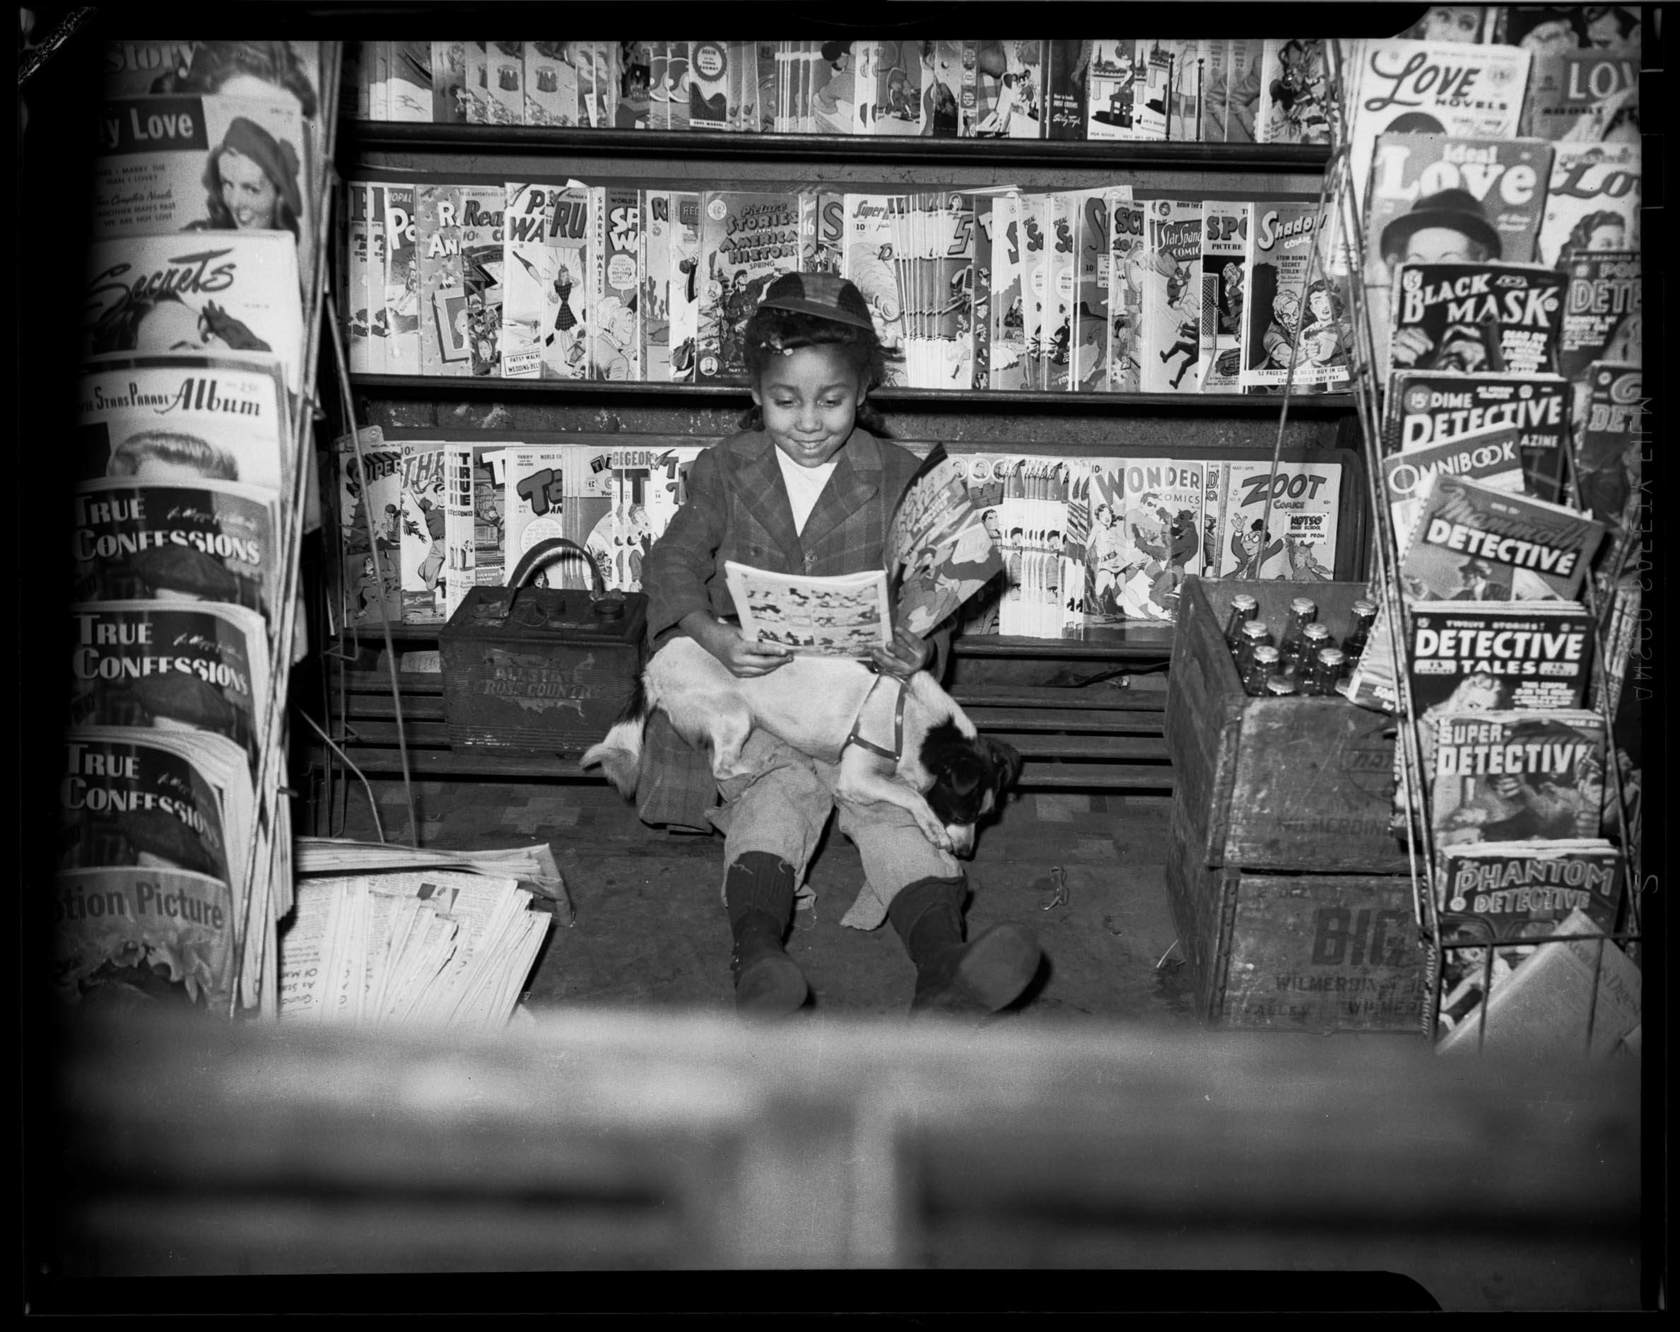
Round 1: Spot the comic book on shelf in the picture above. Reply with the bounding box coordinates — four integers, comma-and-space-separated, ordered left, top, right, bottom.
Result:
642, 191, 683, 382
93, 93, 316, 291
697, 191, 801, 385
387, 40, 431, 122
504, 182, 602, 381
364, 182, 389, 371
837, 193, 904, 385
1382, 372, 1571, 506
429, 40, 467, 122
1255, 38, 1331, 145
1155, 39, 1203, 142
397, 438, 448, 624
84, 233, 306, 394
893, 192, 976, 391
472, 447, 508, 588
464, 41, 490, 124
1106, 193, 1145, 393
883, 445, 1004, 638
457, 185, 504, 378
970, 198, 993, 389
1239, 202, 1348, 395
1104, 457, 1208, 623
1523, 48, 1640, 141
591, 187, 642, 383
1042, 39, 1086, 141
1198, 38, 1231, 143
1137, 199, 1202, 394
992, 457, 1070, 638
345, 182, 373, 371
855, 39, 923, 136
1197, 202, 1248, 392
525, 41, 579, 127
68, 599, 270, 777
381, 182, 422, 374
1431, 708, 1608, 852
974, 39, 1045, 140
71, 476, 280, 624
986, 194, 1028, 391
1016, 196, 1049, 390
1213, 459, 1342, 582
1574, 361, 1644, 581
1040, 193, 1075, 392
440, 441, 475, 622
416, 183, 471, 376
500, 444, 604, 589
1084, 39, 1139, 141
1069, 188, 1112, 393
591, 441, 703, 593
1558, 250, 1641, 385
922, 39, 975, 138
337, 426, 403, 627
1396, 472, 1606, 603
1222, 38, 1263, 144
684, 40, 731, 132
1130, 42, 1169, 141
1340, 39, 1531, 230
487, 42, 525, 126
1535, 141, 1641, 270
1387, 262, 1567, 380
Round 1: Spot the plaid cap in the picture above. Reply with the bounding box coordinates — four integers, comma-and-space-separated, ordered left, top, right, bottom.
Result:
755, 272, 876, 332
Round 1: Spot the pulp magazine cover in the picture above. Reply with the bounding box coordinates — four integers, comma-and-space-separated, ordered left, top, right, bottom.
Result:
1239, 202, 1349, 395
337, 426, 404, 628
93, 94, 315, 290
1107, 193, 1146, 393
1085, 39, 1139, 141
1137, 199, 1202, 394
68, 599, 270, 777
1431, 709, 1608, 850
1197, 202, 1248, 392
985, 194, 1028, 390
1387, 262, 1567, 379
78, 353, 292, 496
1575, 361, 1643, 580
1558, 250, 1641, 384
397, 438, 448, 623
1381, 430, 1530, 547
458, 184, 505, 378
1340, 39, 1531, 230
100, 39, 326, 120
988, 457, 1069, 638
1213, 459, 1343, 581
381, 183, 422, 374
1535, 141, 1641, 270
1396, 471, 1606, 603
1383, 371, 1571, 505
728, 444, 1002, 654
84, 233, 306, 394
1438, 842, 1624, 952
838, 193, 906, 385
697, 191, 801, 384
1255, 38, 1331, 145
415, 183, 472, 377
71, 477, 279, 624
1522, 49, 1640, 141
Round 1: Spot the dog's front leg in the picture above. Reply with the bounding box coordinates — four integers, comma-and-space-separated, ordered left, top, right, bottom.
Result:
834, 750, 953, 852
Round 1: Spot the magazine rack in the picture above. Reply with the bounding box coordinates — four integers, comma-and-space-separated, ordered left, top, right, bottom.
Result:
1318, 39, 1644, 1053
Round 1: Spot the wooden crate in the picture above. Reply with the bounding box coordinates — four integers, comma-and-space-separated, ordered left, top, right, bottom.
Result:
1165, 801, 1430, 1034
438, 586, 646, 754
1165, 576, 1411, 875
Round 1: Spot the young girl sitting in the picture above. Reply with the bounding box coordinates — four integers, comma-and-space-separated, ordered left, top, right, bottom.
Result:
636, 272, 1041, 1017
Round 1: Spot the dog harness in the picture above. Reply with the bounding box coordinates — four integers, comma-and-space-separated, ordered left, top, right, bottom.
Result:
845, 672, 907, 763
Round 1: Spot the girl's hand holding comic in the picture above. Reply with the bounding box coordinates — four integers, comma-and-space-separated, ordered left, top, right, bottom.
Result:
873, 625, 932, 680
682, 611, 792, 677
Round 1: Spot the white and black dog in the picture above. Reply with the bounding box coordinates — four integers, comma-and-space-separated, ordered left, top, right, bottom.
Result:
581, 636, 1021, 857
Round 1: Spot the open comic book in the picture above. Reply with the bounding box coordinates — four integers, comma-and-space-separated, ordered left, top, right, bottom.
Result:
726, 444, 1004, 657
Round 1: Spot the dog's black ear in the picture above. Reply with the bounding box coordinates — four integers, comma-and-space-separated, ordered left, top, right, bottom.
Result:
985, 737, 1024, 793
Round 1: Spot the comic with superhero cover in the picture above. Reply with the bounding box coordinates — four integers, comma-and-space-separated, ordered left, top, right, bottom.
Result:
458, 185, 504, 377
429, 40, 467, 123
397, 438, 448, 623
1535, 141, 1641, 270
336, 426, 403, 627
68, 599, 270, 779
986, 194, 1028, 390
1069, 188, 1111, 393
855, 39, 923, 136
1255, 38, 1331, 145
1016, 195, 1049, 390
1043, 39, 1087, 141
837, 193, 905, 385
590, 187, 641, 383
1239, 203, 1348, 395
93, 93, 316, 294
1106, 193, 1145, 393
1387, 262, 1566, 380
695, 191, 800, 385
1137, 199, 1202, 394
971, 198, 992, 388
921, 39, 976, 138
525, 41, 579, 127
1396, 471, 1605, 602
1198, 201, 1248, 391
1383, 371, 1571, 505
1574, 361, 1644, 582
1104, 457, 1207, 622
1041, 193, 1076, 391
1217, 459, 1342, 581
381, 182, 421, 375
686, 40, 732, 132
975, 39, 1045, 140
472, 446, 508, 588
487, 42, 525, 126
1341, 39, 1530, 228
895, 192, 975, 390
1431, 709, 1608, 852
1084, 39, 1139, 141
72, 477, 278, 626
84, 233, 306, 394
387, 40, 432, 122
1438, 841, 1623, 948
417, 183, 472, 376
1523, 49, 1639, 141
1558, 250, 1641, 386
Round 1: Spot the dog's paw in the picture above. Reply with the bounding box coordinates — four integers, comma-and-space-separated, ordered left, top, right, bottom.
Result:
915, 811, 955, 852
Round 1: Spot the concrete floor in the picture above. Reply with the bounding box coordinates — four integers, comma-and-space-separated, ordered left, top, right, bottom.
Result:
327, 776, 1198, 1026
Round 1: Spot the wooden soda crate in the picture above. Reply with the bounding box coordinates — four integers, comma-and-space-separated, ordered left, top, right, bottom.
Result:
439, 539, 646, 754
1165, 576, 1413, 875
1165, 801, 1430, 1034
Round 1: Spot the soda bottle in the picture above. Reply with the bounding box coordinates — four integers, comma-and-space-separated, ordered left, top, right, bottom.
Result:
1310, 646, 1347, 697
1276, 597, 1318, 670
1222, 594, 1260, 656
1343, 599, 1378, 668
1289, 622, 1335, 678
1234, 620, 1274, 680
1243, 644, 1281, 697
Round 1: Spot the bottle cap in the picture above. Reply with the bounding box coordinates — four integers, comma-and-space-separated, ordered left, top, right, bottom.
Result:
1352, 599, 1377, 617
1264, 676, 1297, 695
1230, 594, 1258, 611
1252, 645, 1280, 665
1303, 622, 1331, 642
1289, 597, 1316, 616
1240, 621, 1270, 641
1317, 647, 1346, 667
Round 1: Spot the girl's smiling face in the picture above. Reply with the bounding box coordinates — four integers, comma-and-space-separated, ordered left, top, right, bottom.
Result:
751, 343, 864, 469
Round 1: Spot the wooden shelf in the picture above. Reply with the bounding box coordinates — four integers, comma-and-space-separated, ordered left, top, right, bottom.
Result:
342, 121, 1333, 174
347, 373, 1356, 416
